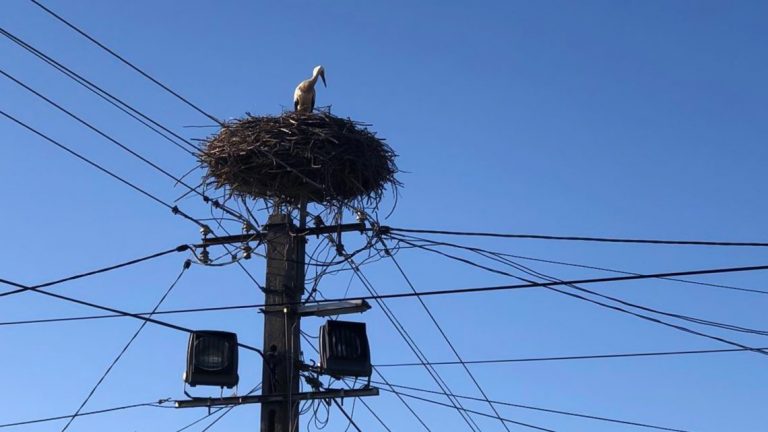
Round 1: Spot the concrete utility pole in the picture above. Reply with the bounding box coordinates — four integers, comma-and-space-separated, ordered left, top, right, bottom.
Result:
260, 213, 304, 432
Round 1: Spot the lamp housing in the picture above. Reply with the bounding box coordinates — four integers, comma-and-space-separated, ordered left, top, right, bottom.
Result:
184, 330, 239, 388
319, 320, 372, 378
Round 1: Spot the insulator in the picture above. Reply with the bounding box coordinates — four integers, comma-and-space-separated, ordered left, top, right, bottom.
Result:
242, 244, 252, 260
199, 248, 210, 264
200, 225, 212, 238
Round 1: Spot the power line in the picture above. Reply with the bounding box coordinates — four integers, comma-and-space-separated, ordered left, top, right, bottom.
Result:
374, 346, 768, 366
334, 240, 480, 431
26, 0, 327, 194
0, 66, 248, 224
0, 399, 171, 428
0, 108, 205, 228
378, 387, 558, 432
0, 244, 188, 298
381, 238, 512, 432
27, 0, 224, 126
0, 277, 264, 356
332, 399, 363, 432
59, 260, 191, 432
386, 227, 768, 248
0, 26, 199, 156
371, 381, 689, 432
389, 233, 768, 296
391, 237, 768, 358
7, 261, 768, 325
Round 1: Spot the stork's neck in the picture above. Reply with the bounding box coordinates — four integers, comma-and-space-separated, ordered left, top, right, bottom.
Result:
310, 70, 321, 85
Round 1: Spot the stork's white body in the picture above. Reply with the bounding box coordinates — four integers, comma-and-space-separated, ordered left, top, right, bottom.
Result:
294, 65, 326, 113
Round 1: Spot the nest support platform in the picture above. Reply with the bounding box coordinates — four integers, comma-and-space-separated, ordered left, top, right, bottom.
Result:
200, 112, 400, 209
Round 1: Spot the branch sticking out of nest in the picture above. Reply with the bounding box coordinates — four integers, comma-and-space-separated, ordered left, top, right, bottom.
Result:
200, 112, 400, 209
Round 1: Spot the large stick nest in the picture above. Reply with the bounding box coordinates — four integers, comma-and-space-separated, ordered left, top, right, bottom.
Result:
200, 112, 400, 207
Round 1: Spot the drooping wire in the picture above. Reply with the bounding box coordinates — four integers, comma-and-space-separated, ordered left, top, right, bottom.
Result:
0, 108, 206, 228
378, 387, 558, 432
391, 232, 768, 296
386, 226, 768, 248
378, 237, 512, 432
27, 0, 225, 126
0, 399, 172, 428
0, 26, 199, 155
0, 244, 189, 298
366, 379, 690, 432
0, 278, 264, 357
59, 259, 192, 432
389, 235, 768, 357
0, 67, 249, 224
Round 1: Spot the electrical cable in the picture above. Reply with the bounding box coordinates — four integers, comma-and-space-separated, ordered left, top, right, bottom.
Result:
0, 26, 199, 156
0, 108, 206, 228
378, 387, 558, 432
0, 277, 264, 356
173, 383, 261, 432
381, 238, 512, 432
59, 259, 191, 432
365, 380, 690, 432
389, 232, 768, 296
0, 67, 249, 224
7, 260, 768, 325
0, 399, 171, 428
389, 235, 768, 337
28, 0, 224, 126
332, 239, 480, 432
373, 346, 768, 367
392, 237, 768, 357
332, 399, 363, 432
0, 244, 189, 298
386, 227, 768, 248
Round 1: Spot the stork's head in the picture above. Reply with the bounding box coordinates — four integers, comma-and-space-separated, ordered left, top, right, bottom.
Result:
313, 65, 326, 87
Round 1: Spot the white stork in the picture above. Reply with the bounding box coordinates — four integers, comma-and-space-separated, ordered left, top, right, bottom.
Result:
293, 65, 326, 113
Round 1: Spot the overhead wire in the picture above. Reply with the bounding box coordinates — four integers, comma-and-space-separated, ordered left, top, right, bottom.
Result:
328, 236, 481, 432
389, 236, 768, 357
0, 108, 205, 228
58, 259, 191, 432
0, 399, 172, 428
386, 226, 768, 248
378, 387, 558, 432
0, 277, 264, 356
380, 237, 512, 432
365, 380, 690, 432
0, 244, 189, 298
7, 260, 768, 325
0, 25, 199, 156
390, 233, 768, 296
0, 66, 249, 224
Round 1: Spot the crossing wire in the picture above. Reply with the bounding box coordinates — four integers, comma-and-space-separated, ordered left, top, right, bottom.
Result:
0, 26, 199, 156
390, 236, 768, 357
0, 108, 206, 228
0, 245, 188, 298
386, 226, 768, 248
389, 233, 768, 296
366, 380, 690, 432
0, 66, 248, 224
59, 259, 191, 432
380, 237, 512, 432
6, 260, 768, 325
0, 277, 264, 357
0, 400, 171, 428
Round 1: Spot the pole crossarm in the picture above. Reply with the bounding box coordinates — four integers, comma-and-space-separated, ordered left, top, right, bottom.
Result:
175, 387, 379, 409
195, 222, 366, 247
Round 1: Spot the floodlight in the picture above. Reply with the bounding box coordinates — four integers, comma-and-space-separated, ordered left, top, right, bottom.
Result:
183, 330, 239, 388
319, 320, 372, 378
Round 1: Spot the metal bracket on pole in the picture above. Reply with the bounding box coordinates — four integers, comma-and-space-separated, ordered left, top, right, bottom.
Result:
175, 387, 379, 409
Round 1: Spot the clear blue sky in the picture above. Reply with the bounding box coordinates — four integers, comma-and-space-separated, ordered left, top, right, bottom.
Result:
1, 0, 767, 430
